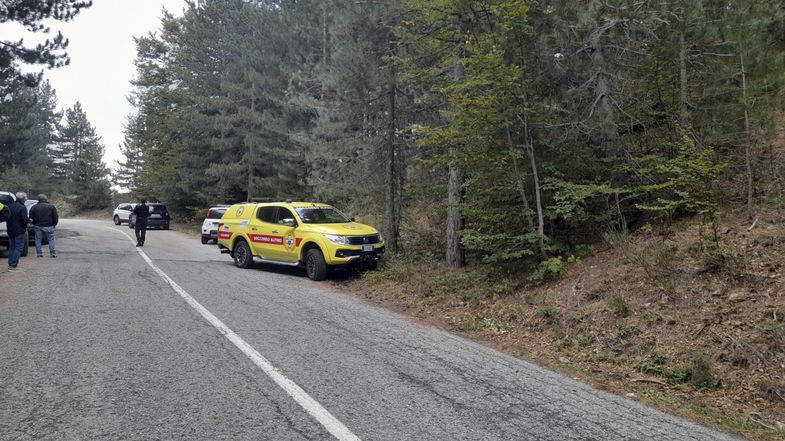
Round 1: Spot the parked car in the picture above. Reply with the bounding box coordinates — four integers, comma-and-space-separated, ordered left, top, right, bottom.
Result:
217, 201, 384, 280
129, 203, 170, 230
0, 191, 29, 256
201, 205, 231, 244
112, 203, 135, 225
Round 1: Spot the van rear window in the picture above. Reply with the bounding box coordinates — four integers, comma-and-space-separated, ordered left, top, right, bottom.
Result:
207, 209, 226, 219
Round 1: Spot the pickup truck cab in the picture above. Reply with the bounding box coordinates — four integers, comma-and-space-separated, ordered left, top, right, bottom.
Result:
217, 201, 384, 280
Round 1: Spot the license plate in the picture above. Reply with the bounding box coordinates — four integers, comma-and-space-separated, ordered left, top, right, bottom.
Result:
362, 245, 373, 252
151, 214, 161, 218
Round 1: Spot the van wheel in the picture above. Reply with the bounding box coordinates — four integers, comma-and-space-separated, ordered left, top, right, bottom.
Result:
305, 248, 327, 281
201, 236, 209, 244
233, 240, 253, 269
113, 215, 120, 225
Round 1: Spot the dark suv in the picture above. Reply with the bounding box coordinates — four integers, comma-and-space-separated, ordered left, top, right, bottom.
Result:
128, 203, 170, 230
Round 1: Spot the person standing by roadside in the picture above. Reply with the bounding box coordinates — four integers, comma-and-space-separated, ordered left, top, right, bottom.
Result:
6, 192, 29, 272
133, 199, 150, 247
29, 194, 58, 258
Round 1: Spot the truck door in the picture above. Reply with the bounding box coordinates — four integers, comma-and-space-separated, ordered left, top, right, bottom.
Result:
248, 206, 281, 258
265, 206, 300, 262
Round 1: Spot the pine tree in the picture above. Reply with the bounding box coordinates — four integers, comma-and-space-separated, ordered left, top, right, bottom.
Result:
0, 81, 60, 191
0, 0, 91, 93
113, 131, 144, 193
54, 102, 111, 209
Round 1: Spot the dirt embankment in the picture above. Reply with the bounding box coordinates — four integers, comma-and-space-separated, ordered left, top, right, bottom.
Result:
337, 212, 785, 441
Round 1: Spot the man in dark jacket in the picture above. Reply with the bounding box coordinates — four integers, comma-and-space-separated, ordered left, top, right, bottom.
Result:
29, 194, 59, 258
6, 192, 29, 272
133, 199, 150, 247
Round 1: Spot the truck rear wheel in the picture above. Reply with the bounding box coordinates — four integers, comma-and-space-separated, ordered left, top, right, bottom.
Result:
233, 240, 253, 269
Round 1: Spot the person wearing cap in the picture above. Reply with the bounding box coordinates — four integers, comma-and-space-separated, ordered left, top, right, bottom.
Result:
6, 192, 29, 272
29, 194, 59, 258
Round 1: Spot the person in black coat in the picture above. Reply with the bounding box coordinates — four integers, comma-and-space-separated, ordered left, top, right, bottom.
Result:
133, 199, 150, 247
29, 194, 59, 257
6, 192, 29, 271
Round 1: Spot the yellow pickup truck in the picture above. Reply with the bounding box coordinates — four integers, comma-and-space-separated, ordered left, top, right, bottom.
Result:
217, 201, 385, 280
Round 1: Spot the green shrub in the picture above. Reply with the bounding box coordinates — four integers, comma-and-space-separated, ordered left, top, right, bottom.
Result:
530, 257, 566, 281
690, 355, 721, 391
539, 305, 559, 320
615, 323, 641, 339
606, 293, 629, 317
663, 364, 693, 384
634, 352, 668, 375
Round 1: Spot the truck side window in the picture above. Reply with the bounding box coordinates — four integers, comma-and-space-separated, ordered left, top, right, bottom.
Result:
257, 206, 276, 223
276, 207, 296, 225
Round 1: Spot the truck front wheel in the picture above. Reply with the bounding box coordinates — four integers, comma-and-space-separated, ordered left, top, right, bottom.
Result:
305, 248, 327, 281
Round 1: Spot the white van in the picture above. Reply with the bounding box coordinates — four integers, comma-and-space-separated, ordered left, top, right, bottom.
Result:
112, 203, 135, 225
0, 191, 29, 257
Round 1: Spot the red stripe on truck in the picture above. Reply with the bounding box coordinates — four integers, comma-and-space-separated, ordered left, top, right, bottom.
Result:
249, 234, 284, 245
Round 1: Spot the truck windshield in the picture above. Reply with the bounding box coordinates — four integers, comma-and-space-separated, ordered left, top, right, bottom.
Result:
295, 207, 350, 224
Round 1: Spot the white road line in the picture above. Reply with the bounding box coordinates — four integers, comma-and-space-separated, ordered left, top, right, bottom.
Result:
110, 227, 362, 441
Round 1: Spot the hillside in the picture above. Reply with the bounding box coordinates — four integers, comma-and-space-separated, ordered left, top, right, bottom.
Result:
338, 210, 785, 441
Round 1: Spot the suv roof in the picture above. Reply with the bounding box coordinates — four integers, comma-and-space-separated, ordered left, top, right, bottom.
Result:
0, 191, 15, 202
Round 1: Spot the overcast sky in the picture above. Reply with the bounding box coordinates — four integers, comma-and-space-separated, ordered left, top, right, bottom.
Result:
15, 0, 189, 170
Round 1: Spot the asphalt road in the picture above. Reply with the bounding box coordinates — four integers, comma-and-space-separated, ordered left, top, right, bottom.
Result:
0, 219, 746, 441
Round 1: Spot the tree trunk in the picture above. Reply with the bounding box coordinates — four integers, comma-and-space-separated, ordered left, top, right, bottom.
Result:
506, 125, 534, 232
446, 162, 464, 268
679, 29, 690, 126
385, 68, 400, 254
247, 86, 255, 202
740, 52, 755, 218
445, 6, 466, 269
322, 2, 329, 67
589, 15, 616, 146
526, 130, 545, 256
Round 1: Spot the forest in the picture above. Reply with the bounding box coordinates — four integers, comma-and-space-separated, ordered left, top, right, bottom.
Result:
3, 0, 785, 273
115, 0, 785, 274
0, 0, 111, 211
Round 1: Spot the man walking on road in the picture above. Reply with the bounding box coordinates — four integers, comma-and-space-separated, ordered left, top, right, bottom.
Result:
133, 199, 150, 247
6, 192, 29, 272
29, 194, 58, 258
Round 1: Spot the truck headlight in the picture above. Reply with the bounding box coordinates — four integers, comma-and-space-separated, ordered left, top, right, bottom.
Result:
323, 233, 348, 245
